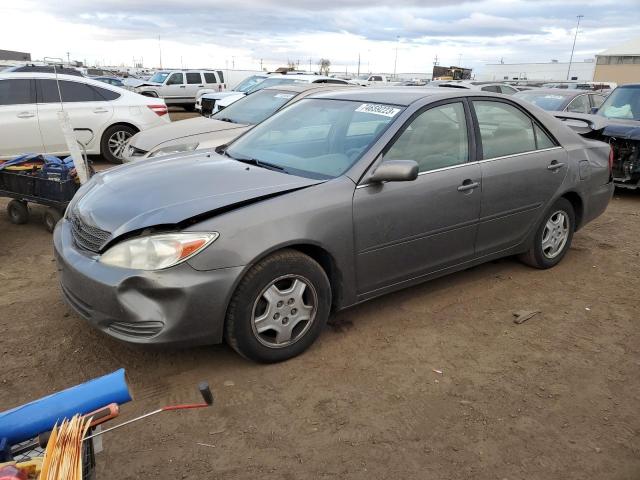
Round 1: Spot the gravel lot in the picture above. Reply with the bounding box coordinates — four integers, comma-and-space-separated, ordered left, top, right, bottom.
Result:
1, 109, 639, 479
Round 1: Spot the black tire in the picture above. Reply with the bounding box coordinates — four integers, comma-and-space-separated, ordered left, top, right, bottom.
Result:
183, 104, 196, 112
43, 207, 63, 233
520, 198, 575, 269
225, 249, 332, 363
7, 200, 29, 225
100, 124, 138, 164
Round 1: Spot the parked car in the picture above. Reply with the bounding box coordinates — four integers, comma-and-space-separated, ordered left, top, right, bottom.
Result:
541, 81, 616, 92
433, 81, 519, 95
514, 88, 606, 114
352, 74, 401, 86
553, 83, 640, 189
196, 73, 269, 115
133, 70, 225, 110
124, 83, 350, 160
92, 76, 125, 88
2, 65, 83, 76
200, 74, 351, 115
0, 72, 170, 163
195, 74, 269, 114
54, 88, 613, 362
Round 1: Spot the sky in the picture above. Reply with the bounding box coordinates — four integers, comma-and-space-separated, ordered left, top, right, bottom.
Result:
1, 0, 639, 75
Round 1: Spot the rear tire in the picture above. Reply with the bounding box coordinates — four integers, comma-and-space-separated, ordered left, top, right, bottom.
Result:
520, 198, 575, 269
101, 124, 138, 164
43, 207, 63, 233
7, 200, 29, 224
224, 249, 331, 363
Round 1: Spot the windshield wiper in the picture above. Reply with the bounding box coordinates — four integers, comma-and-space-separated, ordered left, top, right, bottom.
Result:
223, 151, 286, 172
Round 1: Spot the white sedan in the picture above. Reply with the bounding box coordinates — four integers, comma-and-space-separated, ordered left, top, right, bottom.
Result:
0, 72, 170, 163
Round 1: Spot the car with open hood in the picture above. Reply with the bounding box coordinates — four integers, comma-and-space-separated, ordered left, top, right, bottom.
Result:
54, 88, 613, 363
123, 83, 351, 161
553, 83, 640, 189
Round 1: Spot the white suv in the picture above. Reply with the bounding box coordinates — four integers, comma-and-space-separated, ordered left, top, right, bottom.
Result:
134, 70, 225, 110
0, 72, 170, 163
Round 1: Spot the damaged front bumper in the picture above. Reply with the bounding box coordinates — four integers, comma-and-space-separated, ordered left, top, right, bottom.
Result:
53, 219, 243, 346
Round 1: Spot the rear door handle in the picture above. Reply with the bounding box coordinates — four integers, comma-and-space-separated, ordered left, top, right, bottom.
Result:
457, 180, 480, 192
547, 161, 565, 171
179, 85, 186, 88
198, 85, 204, 87
93, 108, 109, 113
16, 111, 35, 118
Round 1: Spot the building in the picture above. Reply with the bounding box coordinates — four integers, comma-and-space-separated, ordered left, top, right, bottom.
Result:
478, 60, 595, 82
0, 49, 31, 68
594, 36, 640, 85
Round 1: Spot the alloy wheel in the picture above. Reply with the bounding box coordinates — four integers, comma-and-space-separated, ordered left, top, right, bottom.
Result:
107, 130, 133, 159
541, 210, 569, 259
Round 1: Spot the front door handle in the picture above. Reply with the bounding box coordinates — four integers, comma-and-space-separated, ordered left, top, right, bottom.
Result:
16, 111, 35, 118
179, 85, 186, 88
93, 108, 109, 113
457, 180, 480, 192
547, 161, 565, 171
198, 85, 204, 87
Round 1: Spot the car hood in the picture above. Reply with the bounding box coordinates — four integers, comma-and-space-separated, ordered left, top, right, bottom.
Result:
73, 153, 324, 243
129, 116, 248, 152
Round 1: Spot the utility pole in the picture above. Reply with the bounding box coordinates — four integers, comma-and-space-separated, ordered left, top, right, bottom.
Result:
309, 58, 312, 72
232, 56, 235, 69
357, 52, 361, 76
66, 51, 70, 66
158, 35, 162, 69
567, 15, 584, 80
393, 36, 399, 78
260, 58, 263, 70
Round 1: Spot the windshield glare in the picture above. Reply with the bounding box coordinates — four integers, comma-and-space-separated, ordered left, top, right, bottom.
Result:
514, 92, 568, 111
245, 77, 303, 94
598, 86, 640, 121
212, 89, 295, 125
235, 75, 267, 92
226, 99, 403, 179
149, 72, 170, 83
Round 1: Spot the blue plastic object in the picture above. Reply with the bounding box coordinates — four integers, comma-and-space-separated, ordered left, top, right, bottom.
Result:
0, 369, 131, 445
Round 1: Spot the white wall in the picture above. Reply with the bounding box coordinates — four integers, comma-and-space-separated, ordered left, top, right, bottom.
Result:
478, 61, 595, 82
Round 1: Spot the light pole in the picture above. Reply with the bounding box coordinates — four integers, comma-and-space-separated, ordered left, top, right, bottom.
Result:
567, 15, 584, 80
393, 36, 400, 79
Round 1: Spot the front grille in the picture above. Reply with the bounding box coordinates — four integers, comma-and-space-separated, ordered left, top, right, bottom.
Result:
108, 321, 164, 338
201, 98, 216, 116
68, 210, 112, 253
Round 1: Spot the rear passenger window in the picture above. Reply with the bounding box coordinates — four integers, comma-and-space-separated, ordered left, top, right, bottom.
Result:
473, 101, 536, 159
186, 73, 202, 84
0, 79, 33, 105
204, 73, 218, 83
534, 124, 556, 149
385, 102, 468, 173
590, 95, 605, 109
217, 71, 225, 84
566, 95, 590, 113
37, 80, 116, 103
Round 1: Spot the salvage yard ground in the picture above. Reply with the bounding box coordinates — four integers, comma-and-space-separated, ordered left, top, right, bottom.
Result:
0, 109, 639, 479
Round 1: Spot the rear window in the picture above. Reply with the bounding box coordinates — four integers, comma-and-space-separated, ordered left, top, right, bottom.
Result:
0, 79, 33, 105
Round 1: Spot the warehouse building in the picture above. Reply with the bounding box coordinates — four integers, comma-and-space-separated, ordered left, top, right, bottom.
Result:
594, 36, 640, 85
478, 59, 595, 82
0, 49, 32, 68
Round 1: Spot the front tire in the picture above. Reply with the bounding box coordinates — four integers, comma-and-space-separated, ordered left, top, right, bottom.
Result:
225, 249, 331, 363
101, 124, 138, 164
520, 198, 575, 269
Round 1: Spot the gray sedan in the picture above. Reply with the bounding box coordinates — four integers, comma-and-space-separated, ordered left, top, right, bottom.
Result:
54, 88, 613, 362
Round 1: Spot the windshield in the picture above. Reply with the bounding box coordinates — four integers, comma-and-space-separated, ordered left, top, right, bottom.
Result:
598, 85, 640, 121
514, 92, 568, 111
226, 98, 403, 179
149, 71, 170, 83
235, 75, 268, 92
212, 89, 296, 125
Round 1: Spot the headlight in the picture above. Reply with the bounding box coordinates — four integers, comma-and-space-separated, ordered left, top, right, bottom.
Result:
148, 142, 199, 158
100, 232, 218, 270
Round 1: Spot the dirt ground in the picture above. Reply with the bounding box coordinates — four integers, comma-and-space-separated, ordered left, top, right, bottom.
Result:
1, 111, 639, 479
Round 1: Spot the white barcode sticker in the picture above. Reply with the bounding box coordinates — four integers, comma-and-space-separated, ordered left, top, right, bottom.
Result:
355, 103, 401, 117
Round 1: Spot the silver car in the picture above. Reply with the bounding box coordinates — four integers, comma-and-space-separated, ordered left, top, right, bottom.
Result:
54, 88, 613, 363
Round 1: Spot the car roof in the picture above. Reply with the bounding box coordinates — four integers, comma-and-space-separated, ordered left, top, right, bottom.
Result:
306, 87, 487, 106
262, 83, 352, 94
0, 72, 126, 94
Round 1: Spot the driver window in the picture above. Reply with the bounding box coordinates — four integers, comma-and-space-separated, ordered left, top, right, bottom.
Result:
385, 102, 468, 173
166, 73, 184, 85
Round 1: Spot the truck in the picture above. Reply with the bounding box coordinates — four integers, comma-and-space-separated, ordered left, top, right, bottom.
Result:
352, 74, 401, 86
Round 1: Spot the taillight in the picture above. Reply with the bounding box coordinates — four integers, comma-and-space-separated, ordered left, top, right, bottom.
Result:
147, 104, 168, 116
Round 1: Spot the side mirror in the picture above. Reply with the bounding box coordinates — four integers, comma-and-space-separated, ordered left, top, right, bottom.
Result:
590, 107, 599, 114
369, 160, 419, 183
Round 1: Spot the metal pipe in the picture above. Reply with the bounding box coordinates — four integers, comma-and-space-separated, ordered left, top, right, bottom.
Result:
567, 15, 584, 80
